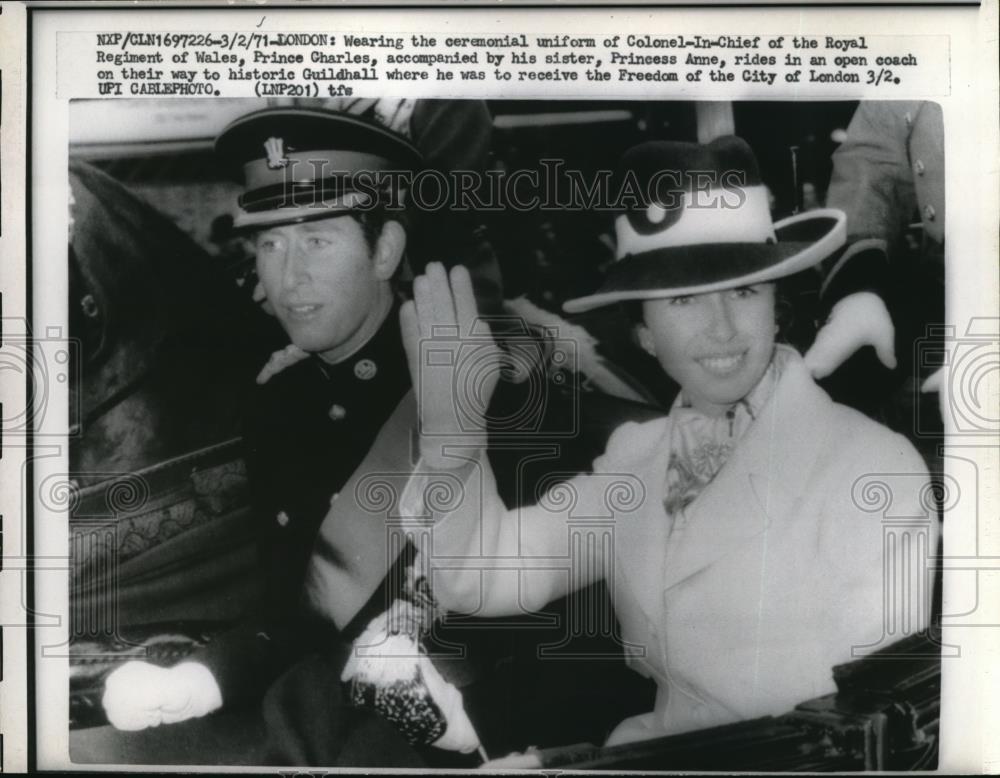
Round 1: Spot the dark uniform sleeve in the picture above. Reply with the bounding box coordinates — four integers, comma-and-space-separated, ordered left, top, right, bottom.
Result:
820, 101, 923, 308
188, 394, 336, 708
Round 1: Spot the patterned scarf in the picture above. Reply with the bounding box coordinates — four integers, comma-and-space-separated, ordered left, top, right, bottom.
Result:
662, 349, 787, 516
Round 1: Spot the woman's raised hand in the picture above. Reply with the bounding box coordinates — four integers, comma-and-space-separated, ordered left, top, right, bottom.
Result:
400, 262, 501, 470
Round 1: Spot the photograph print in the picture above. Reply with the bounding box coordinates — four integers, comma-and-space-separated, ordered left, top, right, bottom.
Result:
65, 96, 944, 770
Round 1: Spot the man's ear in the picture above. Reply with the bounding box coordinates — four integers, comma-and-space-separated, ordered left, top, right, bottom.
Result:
372, 220, 406, 281
637, 325, 656, 357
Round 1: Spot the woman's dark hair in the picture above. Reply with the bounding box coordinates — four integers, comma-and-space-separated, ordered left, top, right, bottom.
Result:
621, 299, 646, 327
619, 270, 819, 349
774, 271, 820, 350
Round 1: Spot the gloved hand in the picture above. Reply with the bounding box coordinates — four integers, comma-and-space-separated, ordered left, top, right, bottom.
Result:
921, 366, 948, 424
256, 343, 309, 384
805, 292, 897, 379
341, 603, 482, 755
101, 661, 222, 731
417, 651, 481, 753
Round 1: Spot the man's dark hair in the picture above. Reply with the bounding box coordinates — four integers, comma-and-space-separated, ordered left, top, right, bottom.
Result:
352, 205, 409, 254
349, 205, 412, 288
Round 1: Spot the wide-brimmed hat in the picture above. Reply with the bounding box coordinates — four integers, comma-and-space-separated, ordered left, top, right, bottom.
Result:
215, 100, 425, 231
563, 136, 846, 314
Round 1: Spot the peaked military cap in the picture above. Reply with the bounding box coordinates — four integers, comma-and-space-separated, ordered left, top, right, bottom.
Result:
215, 100, 424, 231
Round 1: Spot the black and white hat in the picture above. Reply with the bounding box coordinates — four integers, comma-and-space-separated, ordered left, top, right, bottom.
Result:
563, 136, 846, 314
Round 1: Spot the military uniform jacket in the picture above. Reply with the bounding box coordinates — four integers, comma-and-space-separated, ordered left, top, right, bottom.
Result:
193, 306, 619, 707
822, 100, 944, 304
194, 309, 411, 704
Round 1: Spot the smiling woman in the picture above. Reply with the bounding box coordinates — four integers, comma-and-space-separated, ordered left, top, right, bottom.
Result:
637, 284, 777, 417
400, 136, 936, 747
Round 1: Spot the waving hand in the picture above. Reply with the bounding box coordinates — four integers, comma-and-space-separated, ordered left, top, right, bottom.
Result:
400, 262, 501, 470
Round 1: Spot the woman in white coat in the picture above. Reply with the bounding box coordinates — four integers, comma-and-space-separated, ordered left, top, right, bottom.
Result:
399, 136, 937, 748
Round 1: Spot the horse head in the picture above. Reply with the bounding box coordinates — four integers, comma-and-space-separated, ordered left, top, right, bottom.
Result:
68, 160, 281, 484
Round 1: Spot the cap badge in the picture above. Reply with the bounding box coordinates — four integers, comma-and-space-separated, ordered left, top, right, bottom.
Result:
264, 136, 289, 170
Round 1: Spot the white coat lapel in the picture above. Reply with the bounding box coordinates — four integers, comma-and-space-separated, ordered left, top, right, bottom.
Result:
601, 418, 675, 625
661, 352, 836, 591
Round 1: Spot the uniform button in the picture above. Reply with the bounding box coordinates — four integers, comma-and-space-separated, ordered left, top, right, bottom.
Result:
330, 492, 340, 505
923, 204, 936, 221
80, 294, 100, 319
354, 358, 378, 380
914, 159, 926, 176
276, 510, 290, 527
328, 403, 347, 421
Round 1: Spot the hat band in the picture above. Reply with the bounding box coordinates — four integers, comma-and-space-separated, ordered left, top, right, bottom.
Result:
616, 184, 773, 259
606, 241, 811, 293
232, 191, 373, 231
243, 150, 394, 193
238, 174, 407, 212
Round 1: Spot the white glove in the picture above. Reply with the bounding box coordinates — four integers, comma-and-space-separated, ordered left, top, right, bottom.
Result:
341, 616, 482, 755
483, 749, 543, 768
401, 263, 497, 470
102, 661, 222, 731
805, 292, 897, 379
256, 343, 309, 384
921, 366, 948, 425
417, 653, 481, 753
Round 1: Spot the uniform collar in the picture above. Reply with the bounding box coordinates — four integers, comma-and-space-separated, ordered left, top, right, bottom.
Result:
313, 298, 406, 385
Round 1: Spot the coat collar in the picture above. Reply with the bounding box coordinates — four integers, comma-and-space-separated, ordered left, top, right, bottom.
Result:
613, 347, 839, 622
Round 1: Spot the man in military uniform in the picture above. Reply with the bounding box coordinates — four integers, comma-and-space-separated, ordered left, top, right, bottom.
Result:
101, 98, 498, 732
805, 101, 944, 391
802, 100, 944, 459
102, 100, 648, 763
